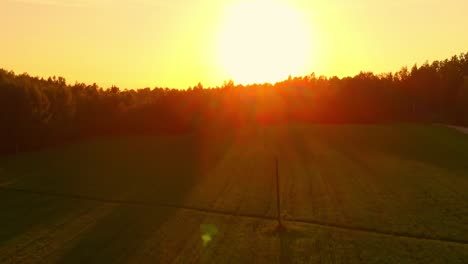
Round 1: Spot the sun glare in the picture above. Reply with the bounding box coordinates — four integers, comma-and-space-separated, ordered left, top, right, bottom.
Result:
217, 0, 312, 85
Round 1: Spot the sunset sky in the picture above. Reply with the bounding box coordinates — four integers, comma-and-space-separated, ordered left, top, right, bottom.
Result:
1, 0, 467, 89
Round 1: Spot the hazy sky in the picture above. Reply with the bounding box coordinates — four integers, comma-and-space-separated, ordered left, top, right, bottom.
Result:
1, 0, 467, 89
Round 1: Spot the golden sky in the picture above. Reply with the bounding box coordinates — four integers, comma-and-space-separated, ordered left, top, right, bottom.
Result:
1, 0, 467, 89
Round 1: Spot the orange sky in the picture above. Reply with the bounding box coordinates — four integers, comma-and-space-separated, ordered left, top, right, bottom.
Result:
1, 0, 467, 89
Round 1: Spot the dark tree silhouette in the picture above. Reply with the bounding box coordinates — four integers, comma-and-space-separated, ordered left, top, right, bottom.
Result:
0, 52, 467, 155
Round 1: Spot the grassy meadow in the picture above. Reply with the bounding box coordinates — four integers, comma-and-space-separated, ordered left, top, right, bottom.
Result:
0, 124, 467, 263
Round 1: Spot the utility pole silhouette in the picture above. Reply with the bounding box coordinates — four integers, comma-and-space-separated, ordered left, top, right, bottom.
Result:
275, 156, 285, 232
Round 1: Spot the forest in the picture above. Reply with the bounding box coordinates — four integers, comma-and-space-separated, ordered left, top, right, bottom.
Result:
1, 52, 468, 155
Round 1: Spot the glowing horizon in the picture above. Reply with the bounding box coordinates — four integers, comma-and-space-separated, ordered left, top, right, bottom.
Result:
1, 0, 467, 89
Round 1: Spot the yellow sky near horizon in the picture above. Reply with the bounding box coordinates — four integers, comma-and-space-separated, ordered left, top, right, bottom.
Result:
1, 0, 467, 89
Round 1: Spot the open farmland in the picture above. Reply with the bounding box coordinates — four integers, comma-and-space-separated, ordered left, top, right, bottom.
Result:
0, 124, 467, 263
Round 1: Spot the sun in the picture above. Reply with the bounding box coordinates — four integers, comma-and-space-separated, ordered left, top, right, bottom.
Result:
217, 0, 312, 85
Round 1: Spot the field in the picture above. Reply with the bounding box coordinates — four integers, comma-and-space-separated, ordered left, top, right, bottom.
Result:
0, 124, 467, 263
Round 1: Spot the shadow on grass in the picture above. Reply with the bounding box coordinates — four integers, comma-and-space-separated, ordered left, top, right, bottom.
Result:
308, 124, 468, 173
0, 191, 85, 246
0, 130, 234, 262
58, 132, 234, 262
261, 224, 311, 264
58, 204, 175, 263
279, 227, 311, 264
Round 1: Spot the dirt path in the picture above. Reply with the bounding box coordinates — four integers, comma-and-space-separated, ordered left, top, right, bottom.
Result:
445, 125, 468, 134
1, 186, 467, 246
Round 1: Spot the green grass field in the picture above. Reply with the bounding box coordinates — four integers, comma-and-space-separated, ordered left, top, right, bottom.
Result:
0, 124, 467, 263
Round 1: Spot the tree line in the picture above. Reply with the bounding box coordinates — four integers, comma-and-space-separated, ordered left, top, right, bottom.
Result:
1, 52, 468, 154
